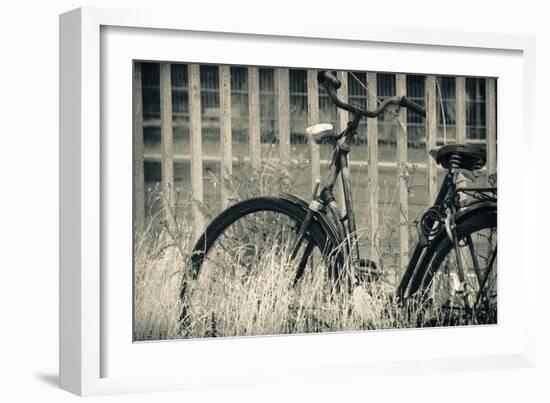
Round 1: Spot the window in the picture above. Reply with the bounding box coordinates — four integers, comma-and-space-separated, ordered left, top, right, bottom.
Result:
406, 75, 426, 146
466, 78, 486, 140
435, 76, 456, 143
289, 69, 308, 143
230, 67, 248, 143
259, 68, 276, 143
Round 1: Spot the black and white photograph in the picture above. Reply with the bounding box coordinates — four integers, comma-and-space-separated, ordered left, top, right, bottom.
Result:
132, 62, 497, 341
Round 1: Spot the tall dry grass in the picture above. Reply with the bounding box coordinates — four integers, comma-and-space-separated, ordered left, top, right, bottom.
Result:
133, 212, 430, 341
133, 159, 459, 342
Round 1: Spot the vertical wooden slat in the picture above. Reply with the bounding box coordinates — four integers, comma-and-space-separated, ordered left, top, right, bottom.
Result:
396, 73, 409, 275
307, 70, 320, 188
456, 76, 467, 144
366, 72, 379, 260
455, 76, 467, 190
486, 78, 497, 182
425, 75, 438, 205
132, 62, 145, 234
276, 68, 290, 165
336, 71, 348, 214
219, 65, 232, 208
248, 67, 261, 170
188, 64, 204, 240
160, 63, 175, 231
336, 71, 349, 135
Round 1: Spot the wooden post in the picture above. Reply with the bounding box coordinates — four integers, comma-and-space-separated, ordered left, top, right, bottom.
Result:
276, 68, 290, 165
485, 78, 497, 183
160, 63, 175, 232
396, 73, 409, 276
188, 64, 204, 240
307, 69, 320, 189
133, 62, 145, 234
336, 71, 349, 136
425, 75, 438, 205
248, 67, 261, 170
219, 65, 232, 208
455, 76, 467, 189
366, 72, 379, 261
336, 71, 348, 214
456, 76, 467, 144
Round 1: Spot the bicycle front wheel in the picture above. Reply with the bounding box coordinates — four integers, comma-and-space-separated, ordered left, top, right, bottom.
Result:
413, 212, 497, 326
180, 197, 340, 338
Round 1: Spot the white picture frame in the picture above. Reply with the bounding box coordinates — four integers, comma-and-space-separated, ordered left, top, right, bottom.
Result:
60, 6, 537, 396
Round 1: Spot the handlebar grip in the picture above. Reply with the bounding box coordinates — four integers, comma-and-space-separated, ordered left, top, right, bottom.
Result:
399, 96, 426, 117
317, 71, 342, 90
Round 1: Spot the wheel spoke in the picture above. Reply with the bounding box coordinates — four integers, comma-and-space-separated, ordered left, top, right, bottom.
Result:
417, 214, 497, 326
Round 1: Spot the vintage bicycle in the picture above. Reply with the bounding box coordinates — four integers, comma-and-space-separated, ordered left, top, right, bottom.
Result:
180, 71, 497, 336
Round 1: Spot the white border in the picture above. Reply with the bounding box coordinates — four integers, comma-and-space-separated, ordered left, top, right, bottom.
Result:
60, 7, 537, 396
103, 25, 524, 378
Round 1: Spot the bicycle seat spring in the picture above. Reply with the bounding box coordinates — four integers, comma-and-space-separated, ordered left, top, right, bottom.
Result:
448, 154, 464, 169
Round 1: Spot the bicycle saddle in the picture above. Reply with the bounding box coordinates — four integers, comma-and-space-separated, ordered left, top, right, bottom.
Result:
430, 144, 486, 171
306, 123, 338, 144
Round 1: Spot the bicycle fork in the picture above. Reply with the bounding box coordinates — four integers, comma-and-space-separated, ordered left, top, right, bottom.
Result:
289, 180, 323, 283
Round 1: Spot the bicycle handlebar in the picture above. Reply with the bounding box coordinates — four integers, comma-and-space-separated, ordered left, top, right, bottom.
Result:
317, 70, 426, 118
317, 70, 342, 90
399, 96, 427, 117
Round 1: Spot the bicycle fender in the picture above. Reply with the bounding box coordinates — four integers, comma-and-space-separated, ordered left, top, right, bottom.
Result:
402, 200, 497, 298
280, 193, 343, 246
454, 200, 497, 224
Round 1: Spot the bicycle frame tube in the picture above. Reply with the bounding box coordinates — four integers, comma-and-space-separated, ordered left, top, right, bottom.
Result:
315, 115, 364, 266
339, 153, 360, 264
317, 114, 371, 267
316, 146, 361, 267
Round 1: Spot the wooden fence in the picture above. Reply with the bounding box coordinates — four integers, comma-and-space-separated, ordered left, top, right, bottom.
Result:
133, 62, 497, 273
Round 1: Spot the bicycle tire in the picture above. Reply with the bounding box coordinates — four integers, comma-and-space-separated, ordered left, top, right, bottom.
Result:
408, 212, 497, 326
180, 196, 340, 338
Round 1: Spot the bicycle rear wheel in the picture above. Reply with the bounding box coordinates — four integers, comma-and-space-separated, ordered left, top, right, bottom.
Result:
412, 212, 497, 326
180, 197, 340, 338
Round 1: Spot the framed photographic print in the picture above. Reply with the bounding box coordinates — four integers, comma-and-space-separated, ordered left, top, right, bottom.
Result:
60, 6, 537, 396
